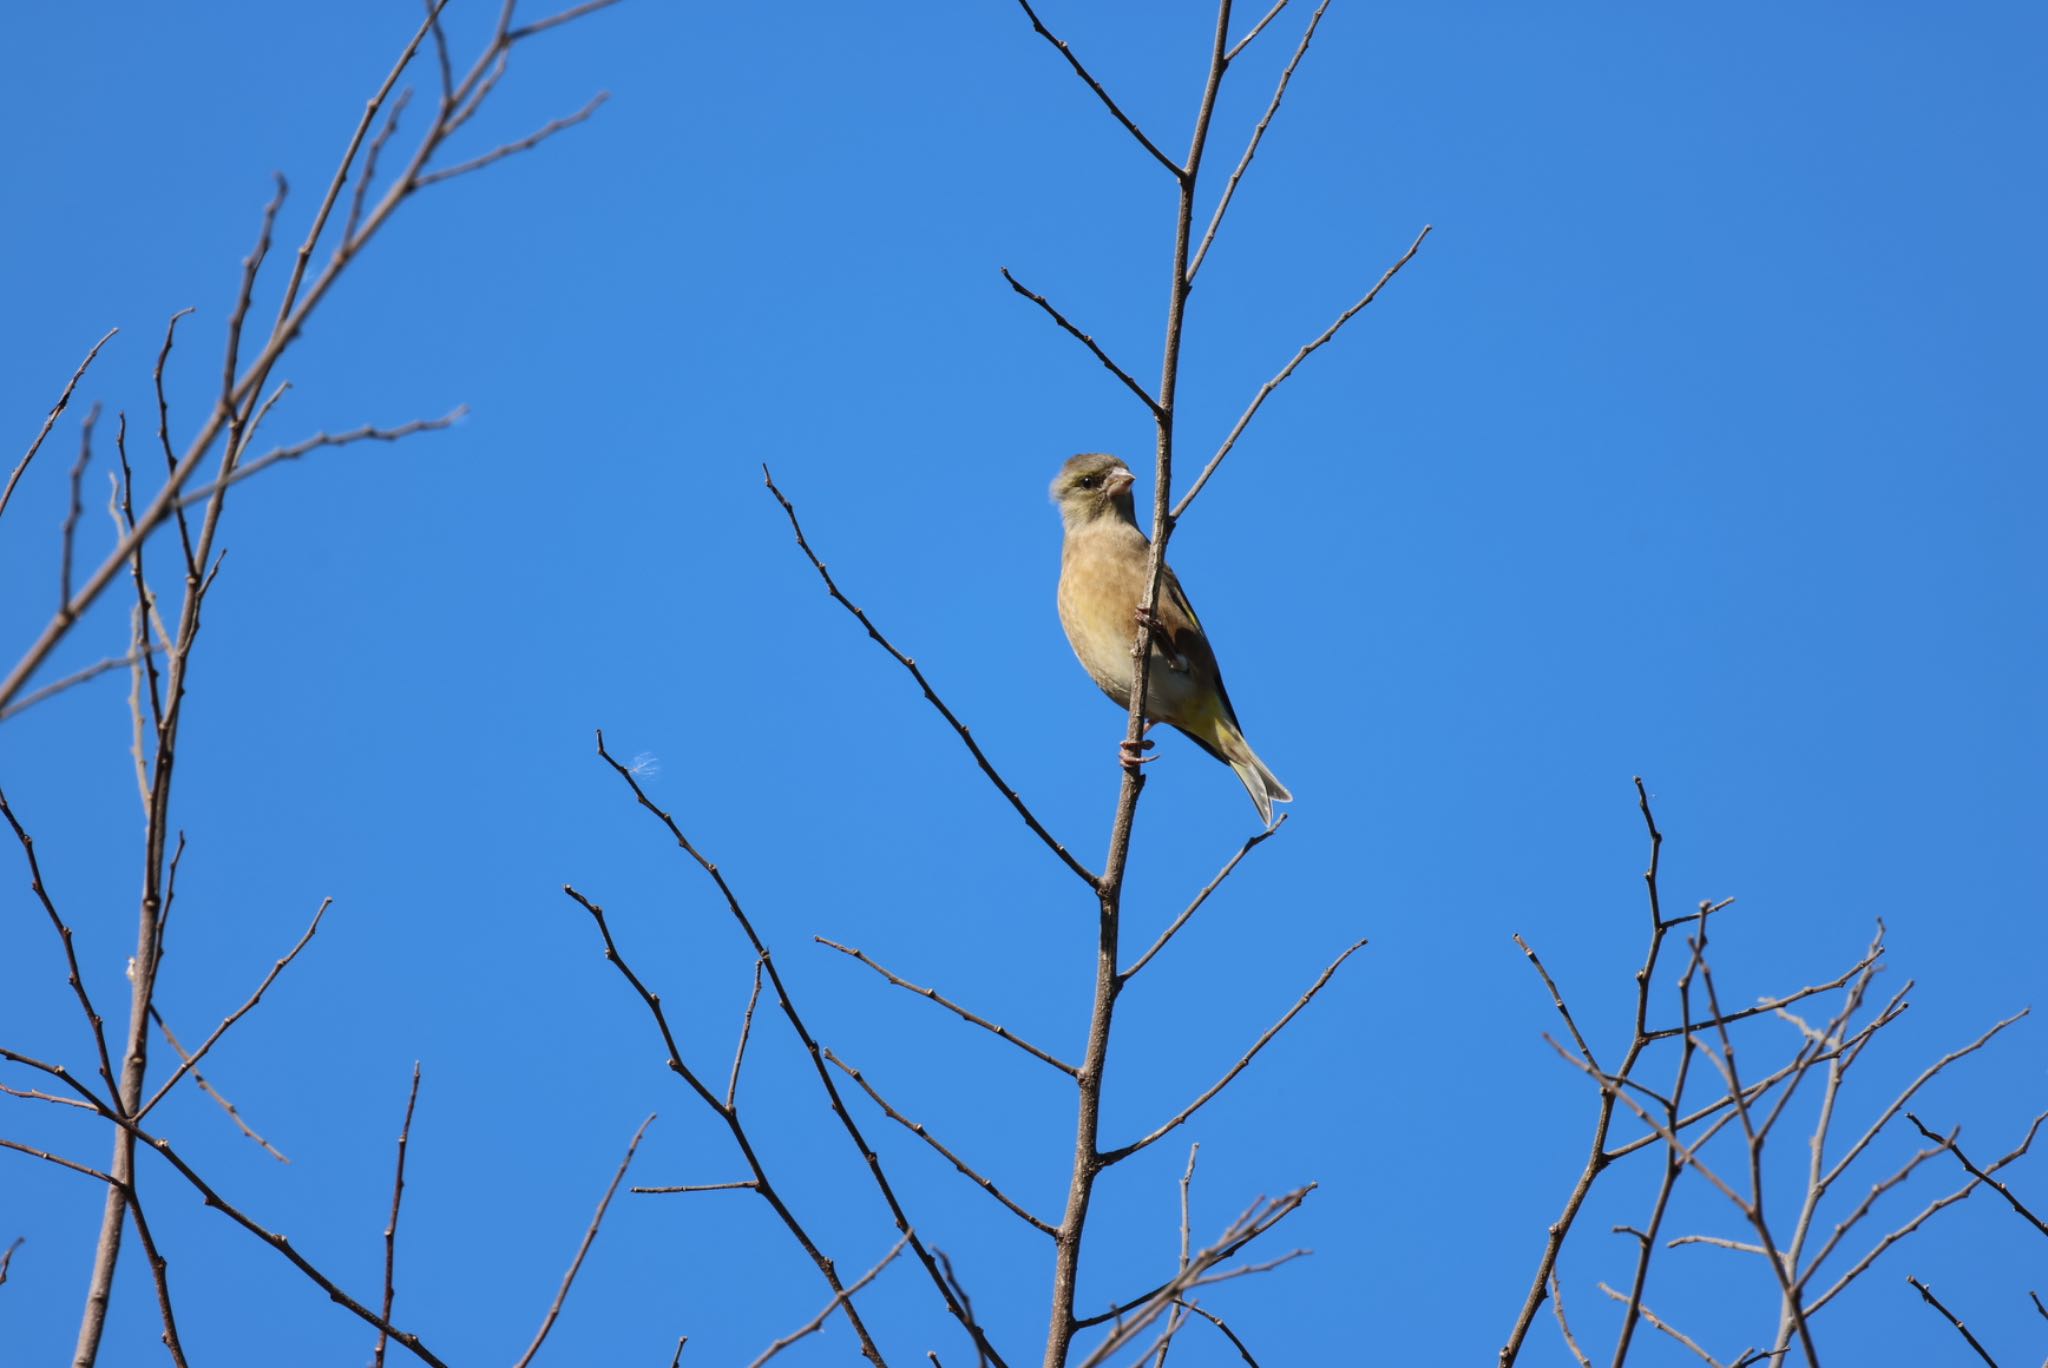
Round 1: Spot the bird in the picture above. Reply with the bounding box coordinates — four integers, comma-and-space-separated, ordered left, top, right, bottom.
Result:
1051, 452, 1291, 825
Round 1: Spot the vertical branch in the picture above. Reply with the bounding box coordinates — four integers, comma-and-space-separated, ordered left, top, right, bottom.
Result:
1044, 8, 1236, 1368
1500, 779, 1674, 1367
373, 1064, 423, 1368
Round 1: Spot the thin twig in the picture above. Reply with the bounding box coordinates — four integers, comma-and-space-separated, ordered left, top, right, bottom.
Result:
138, 898, 332, 1118
826, 1048, 1057, 1237
632, 1180, 757, 1195
1172, 225, 1432, 521
1103, 939, 1364, 1164
999, 270, 1160, 416
1905, 1276, 1999, 1367
1595, 1284, 1724, 1367
0, 646, 163, 723
1908, 1112, 2048, 1238
1548, 1269, 1592, 1368
1122, 817, 1286, 983
511, 1113, 655, 1368
148, 1008, 288, 1161
2, 327, 118, 528
1009, 0, 1182, 177
1225, 0, 1291, 62
374, 1064, 423, 1368
747, 1234, 913, 1367
416, 93, 609, 186
727, 957, 766, 1109
174, 410, 466, 509
1186, 0, 1329, 284
817, 937, 1077, 1076
762, 469, 1095, 887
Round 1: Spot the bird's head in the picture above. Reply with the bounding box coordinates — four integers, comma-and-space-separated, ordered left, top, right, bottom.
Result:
1050, 453, 1138, 529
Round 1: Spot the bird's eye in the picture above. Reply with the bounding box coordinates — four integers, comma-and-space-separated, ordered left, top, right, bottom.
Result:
1079, 475, 1101, 489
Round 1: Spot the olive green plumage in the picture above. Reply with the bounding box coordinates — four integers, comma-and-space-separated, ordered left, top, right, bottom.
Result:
1050, 453, 1291, 824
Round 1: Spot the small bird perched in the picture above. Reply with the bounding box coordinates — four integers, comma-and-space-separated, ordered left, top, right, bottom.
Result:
1051, 452, 1291, 824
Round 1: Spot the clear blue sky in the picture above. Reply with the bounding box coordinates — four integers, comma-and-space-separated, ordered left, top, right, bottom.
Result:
3, 3, 2044, 1364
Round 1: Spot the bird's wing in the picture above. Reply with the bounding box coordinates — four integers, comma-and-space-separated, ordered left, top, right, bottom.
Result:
1159, 565, 1242, 727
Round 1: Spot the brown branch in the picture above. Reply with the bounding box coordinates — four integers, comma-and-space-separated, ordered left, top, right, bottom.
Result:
999, 269, 1161, 415
2, 326, 118, 528
0, 0, 620, 717
747, 1233, 912, 1368
1172, 224, 1432, 521
1502, 778, 1675, 1367
632, 1180, 757, 1195
1640, 947, 1886, 1042
761, 470, 1095, 887
148, 1008, 288, 1162
1694, 952, 1820, 1368
416, 92, 608, 187
122, 1173, 190, 1368
1121, 816, 1285, 983
0, 645, 163, 723
374, 1064, 423, 1368
506, 0, 630, 43
1595, 1284, 1724, 1367
727, 957, 766, 1109
1103, 938, 1364, 1164
126, 1114, 450, 1366
1905, 1277, 1999, 1367
816, 936, 1077, 1077
826, 1048, 1058, 1237
511, 1113, 655, 1368
346, 88, 413, 246
1072, 1188, 1311, 1367
1178, 1302, 1261, 1366
58, 404, 100, 609
1908, 1112, 2048, 1239
1009, 0, 1182, 178
1186, 0, 1328, 284
138, 897, 332, 1119
560, 883, 891, 1365
1548, 1269, 1591, 1368
1819, 1009, 2028, 1191
0, 788, 119, 1099
588, 734, 1010, 1366
0, 1235, 19, 1285
1224, 0, 1291, 62
174, 409, 466, 509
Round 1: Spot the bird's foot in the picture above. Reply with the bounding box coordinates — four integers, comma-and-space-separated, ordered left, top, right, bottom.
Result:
1118, 736, 1157, 771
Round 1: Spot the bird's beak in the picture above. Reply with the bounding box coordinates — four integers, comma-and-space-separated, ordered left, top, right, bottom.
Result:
1105, 469, 1135, 498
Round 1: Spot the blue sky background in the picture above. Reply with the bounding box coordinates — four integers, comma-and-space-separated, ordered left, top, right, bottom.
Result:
2, 2, 2044, 1364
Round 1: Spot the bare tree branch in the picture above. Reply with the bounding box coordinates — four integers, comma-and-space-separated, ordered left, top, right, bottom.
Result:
587, 734, 1012, 1367
1103, 939, 1364, 1164
511, 1113, 655, 1368
1122, 817, 1285, 984
148, 1008, 288, 1162
826, 1048, 1058, 1237
373, 1064, 423, 1368
1905, 1276, 1999, 1367
747, 1234, 912, 1368
1000, 269, 1161, 416
1172, 224, 1432, 521
762, 469, 1096, 887
1186, 0, 1329, 284
138, 898, 332, 1119
2, 327, 118, 529
817, 936, 1077, 1077
1908, 1112, 2048, 1239
1008, 0, 1182, 178
175, 410, 466, 509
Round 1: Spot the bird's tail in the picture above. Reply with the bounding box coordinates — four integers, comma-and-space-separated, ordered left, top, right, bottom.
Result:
1181, 711, 1292, 826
